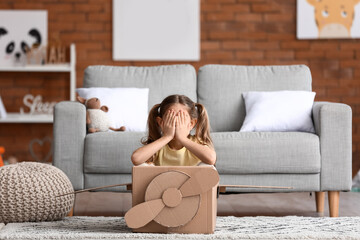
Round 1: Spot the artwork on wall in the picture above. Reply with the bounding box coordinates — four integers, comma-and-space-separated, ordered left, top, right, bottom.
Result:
113, 0, 200, 61
297, 0, 360, 39
0, 10, 48, 67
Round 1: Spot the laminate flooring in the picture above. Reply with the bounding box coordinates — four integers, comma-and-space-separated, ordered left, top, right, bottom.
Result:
74, 191, 360, 217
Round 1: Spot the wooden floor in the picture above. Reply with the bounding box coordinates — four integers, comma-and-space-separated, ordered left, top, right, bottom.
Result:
74, 191, 360, 217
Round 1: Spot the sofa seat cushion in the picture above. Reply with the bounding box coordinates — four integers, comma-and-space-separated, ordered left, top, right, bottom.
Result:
212, 132, 320, 174
84, 132, 145, 174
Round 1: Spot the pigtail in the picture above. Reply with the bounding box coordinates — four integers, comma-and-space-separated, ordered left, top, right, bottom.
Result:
195, 103, 213, 147
142, 103, 161, 145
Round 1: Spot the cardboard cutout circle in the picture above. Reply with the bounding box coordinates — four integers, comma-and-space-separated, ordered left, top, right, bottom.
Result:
162, 187, 182, 208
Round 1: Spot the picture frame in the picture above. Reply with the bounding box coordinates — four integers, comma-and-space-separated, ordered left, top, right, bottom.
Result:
112, 0, 200, 61
0, 10, 48, 67
297, 0, 360, 39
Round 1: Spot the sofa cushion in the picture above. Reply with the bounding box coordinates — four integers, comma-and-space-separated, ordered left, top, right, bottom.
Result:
240, 91, 316, 133
83, 65, 197, 110
212, 132, 320, 174
197, 65, 312, 132
84, 132, 145, 174
77, 87, 149, 132
85, 131, 320, 175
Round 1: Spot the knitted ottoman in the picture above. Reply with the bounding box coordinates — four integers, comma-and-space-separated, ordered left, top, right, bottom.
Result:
0, 162, 74, 223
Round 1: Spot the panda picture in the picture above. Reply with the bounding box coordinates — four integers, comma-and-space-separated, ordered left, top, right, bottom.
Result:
0, 10, 47, 67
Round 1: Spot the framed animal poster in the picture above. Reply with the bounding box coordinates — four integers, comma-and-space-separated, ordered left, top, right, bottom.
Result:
0, 10, 47, 67
297, 0, 360, 39
113, 0, 200, 61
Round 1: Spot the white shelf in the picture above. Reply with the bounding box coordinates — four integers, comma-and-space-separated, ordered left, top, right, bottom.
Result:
0, 44, 76, 123
0, 113, 53, 123
0, 64, 71, 72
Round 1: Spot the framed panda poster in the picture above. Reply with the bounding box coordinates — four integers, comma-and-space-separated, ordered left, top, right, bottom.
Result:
0, 10, 48, 67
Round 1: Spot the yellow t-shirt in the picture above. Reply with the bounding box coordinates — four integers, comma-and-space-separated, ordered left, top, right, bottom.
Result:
153, 137, 202, 166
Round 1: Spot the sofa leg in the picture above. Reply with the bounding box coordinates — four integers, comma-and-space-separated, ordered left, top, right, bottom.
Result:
315, 192, 325, 213
328, 191, 340, 217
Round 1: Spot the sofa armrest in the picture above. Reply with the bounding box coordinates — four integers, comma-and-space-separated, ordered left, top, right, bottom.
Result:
53, 101, 86, 190
312, 101, 352, 191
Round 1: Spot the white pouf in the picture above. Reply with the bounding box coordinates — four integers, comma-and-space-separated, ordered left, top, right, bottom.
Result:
0, 162, 74, 223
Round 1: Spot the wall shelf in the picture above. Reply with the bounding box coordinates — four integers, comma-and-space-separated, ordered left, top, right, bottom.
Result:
0, 113, 53, 123
0, 44, 76, 123
0, 64, 71, 72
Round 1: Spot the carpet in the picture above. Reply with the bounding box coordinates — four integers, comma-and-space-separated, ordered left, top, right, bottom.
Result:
0, 216, 360, 240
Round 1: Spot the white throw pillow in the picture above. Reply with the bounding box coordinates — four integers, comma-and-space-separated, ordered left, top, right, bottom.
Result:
76, 88, 149, 132
240, 91, 316, 133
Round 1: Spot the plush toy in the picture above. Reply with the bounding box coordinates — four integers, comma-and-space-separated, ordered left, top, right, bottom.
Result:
77, 96, 126, 133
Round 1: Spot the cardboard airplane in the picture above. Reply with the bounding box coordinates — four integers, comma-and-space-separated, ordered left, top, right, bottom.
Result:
60, 166, 293, 234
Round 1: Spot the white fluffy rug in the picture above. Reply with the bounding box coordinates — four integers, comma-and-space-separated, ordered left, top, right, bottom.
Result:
0, 216, 360, 240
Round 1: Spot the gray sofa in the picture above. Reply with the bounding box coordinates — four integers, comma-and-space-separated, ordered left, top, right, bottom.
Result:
53, 64, 352, 217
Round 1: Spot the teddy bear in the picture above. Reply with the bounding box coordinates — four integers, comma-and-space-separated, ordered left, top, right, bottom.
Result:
77, 96, 126, 133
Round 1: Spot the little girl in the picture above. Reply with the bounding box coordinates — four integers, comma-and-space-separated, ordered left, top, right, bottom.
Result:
131, 94, 216, 166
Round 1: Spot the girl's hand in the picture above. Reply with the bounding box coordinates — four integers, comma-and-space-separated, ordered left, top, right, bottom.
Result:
160, 110, 176, 139
175, 110, 192, 143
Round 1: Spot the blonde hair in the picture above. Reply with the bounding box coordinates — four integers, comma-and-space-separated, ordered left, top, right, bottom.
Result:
142, 94, 213, 147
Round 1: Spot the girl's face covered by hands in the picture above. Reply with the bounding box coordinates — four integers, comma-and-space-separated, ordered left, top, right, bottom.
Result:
156, 103, 197, 140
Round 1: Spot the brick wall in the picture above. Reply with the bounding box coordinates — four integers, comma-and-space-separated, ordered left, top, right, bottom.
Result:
0, 0, 359, 175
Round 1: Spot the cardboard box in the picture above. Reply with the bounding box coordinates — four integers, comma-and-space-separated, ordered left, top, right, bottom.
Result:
126, 166, 219, 234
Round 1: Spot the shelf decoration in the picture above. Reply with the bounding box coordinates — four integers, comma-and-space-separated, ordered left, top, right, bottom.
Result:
0, 10, 48, 67
26, 43, 67, 65
47, 44, 66, 64
297, 0, 360, 39
0, 95, 7, 119
29, 137, 52, 163
19, 94, 56, 115
26, 44, 47, 65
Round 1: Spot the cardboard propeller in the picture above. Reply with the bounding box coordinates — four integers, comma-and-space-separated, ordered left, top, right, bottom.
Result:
124, 168, 219, 229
